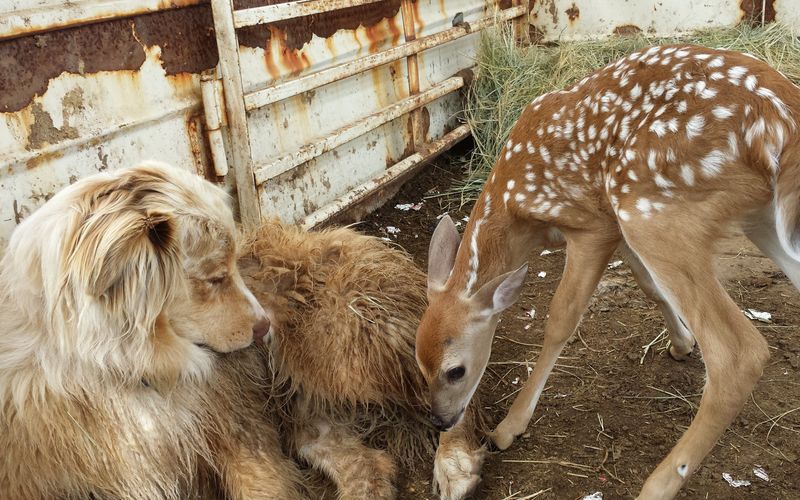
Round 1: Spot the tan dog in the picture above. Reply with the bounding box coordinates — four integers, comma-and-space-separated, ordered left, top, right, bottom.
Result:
0, 162, 300, 499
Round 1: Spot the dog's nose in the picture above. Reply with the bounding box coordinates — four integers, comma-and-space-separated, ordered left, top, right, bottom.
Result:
252, 318, 270, 342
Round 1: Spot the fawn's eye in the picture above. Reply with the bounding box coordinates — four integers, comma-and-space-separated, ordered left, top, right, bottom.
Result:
446, 366, 466, 383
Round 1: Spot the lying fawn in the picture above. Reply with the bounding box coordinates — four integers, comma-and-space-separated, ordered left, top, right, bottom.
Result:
415, 44, 800, 498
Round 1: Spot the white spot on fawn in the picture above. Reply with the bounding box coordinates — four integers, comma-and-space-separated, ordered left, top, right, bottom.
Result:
712, 105, 734, 119
680, 164, 695, 186
700, 150, 726, 177
686, 115, 705, 139
636, 198, 653, 218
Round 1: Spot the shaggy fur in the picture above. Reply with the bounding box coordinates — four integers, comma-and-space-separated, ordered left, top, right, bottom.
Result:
239, 221, 486, 499
0, 162, 298, 499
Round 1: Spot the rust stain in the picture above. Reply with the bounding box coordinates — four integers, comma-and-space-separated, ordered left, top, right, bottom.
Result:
565, 3, 580, 22
263, 31, 281, 80
420, 106, 430, 142
437, 0, 447, 17
613, 24, 643, 36
365, 23, 388, 53
2, 1, 400, 112
235, 0, 402, 51
543, 0, 558, 24
386, 15, 402, 47
24, 148, 65, 172
351, 30, 364, 53
0, 5, 217, 113
324, 36, 339, 59
739, 0, 776, 24
409, 0, 426, 34
1, 0, 204, 41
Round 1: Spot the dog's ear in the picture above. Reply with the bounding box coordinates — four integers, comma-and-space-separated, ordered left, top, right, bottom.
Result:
66, 205, 181, 325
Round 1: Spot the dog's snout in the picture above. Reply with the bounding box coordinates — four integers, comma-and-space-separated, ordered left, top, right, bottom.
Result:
252, 317, 270, 342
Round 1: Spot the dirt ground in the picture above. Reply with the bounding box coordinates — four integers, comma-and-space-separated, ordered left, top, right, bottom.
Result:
356, 145, 800, 499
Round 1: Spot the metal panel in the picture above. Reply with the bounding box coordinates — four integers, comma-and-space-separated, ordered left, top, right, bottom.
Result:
0, 0, 515, 243
530, 0, 742, 41
215, 0, 523, 227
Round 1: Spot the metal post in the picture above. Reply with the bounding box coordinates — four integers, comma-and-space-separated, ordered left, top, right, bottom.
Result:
209, 0, 262, 227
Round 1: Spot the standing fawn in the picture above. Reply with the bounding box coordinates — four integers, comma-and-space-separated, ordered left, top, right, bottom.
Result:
416, 44, 800, 498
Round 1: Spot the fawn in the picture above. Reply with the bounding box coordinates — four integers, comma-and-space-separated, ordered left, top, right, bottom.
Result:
415, 44, 800, 498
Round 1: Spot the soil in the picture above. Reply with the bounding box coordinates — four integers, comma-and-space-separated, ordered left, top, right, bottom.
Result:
357, 143, 800, 499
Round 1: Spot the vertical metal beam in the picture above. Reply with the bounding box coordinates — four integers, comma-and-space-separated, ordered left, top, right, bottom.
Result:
400, 0, 425, 150
209, 0, 262, 228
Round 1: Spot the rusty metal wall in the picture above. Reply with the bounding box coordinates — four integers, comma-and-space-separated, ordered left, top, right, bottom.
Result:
0, 0, 502, 243
1, 0, 797, 243
239, 0, 489, 223
529, 0, 797, 41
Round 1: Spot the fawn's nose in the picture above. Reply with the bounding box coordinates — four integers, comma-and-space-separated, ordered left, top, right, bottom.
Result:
252, 317, 270, 342
430, 412, 452, 432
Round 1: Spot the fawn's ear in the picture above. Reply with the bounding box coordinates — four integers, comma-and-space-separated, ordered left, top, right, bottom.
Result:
472, 263, 528, 315
427, 215, 461, 290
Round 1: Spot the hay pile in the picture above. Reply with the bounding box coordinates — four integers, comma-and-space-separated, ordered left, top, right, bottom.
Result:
456, 23, 800, 202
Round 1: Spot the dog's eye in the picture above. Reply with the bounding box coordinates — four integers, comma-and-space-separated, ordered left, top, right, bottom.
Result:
445, 366, 465, 383
206, 275, 226, 286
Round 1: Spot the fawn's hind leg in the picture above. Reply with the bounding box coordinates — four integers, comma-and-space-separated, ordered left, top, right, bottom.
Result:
622, 219, 769, 499
294, 418, 396, 500
621, 243, 696, 360
745, 207, 800, 289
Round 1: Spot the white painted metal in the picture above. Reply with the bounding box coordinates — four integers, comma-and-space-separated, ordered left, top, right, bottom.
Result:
201, 70, 230, 177
300, 123, 470, 228
214, 0, 524, 228
0, 45, 209, 245
5, 0, 797, 245
254, 75, 465, 185
530, 0, 742, 41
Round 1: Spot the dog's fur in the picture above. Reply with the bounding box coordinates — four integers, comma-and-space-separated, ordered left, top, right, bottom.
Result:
238, 221, 486, 499
0, 162, 485, 499
0, 163, 300, 499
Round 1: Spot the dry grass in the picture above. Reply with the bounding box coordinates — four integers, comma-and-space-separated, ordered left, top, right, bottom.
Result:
455, 23, 800, 202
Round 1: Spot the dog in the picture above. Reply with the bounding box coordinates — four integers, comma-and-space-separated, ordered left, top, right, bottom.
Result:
0, 162, 303, 499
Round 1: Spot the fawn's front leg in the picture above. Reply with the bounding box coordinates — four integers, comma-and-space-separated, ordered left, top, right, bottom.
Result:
490, 230, 618, 450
